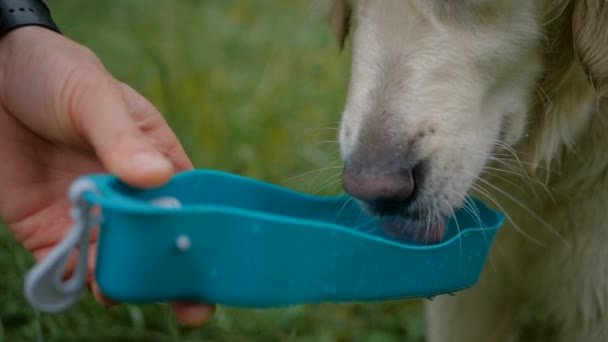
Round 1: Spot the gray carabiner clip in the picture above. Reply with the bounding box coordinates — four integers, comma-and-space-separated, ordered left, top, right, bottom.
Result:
24, 178, 100, 313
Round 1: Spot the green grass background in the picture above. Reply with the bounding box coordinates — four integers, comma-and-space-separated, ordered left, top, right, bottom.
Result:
0, 1, 427, 341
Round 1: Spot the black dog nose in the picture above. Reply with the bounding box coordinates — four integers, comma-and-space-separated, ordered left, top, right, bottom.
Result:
342, 164, 416, 204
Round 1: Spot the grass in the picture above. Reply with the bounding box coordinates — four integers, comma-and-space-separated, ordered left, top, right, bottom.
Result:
0, 1, 428, 341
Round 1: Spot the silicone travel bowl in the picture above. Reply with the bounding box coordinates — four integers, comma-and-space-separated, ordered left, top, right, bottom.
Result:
24, 169, 505, 313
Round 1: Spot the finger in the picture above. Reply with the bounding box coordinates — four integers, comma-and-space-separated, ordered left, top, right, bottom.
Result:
65, 69, 174, 188
170, 302, 216, 326
87, 235, 118, 308
117, 82, 194, 173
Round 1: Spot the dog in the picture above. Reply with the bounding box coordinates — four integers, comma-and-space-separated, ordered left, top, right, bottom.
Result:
323, 0, 608, 341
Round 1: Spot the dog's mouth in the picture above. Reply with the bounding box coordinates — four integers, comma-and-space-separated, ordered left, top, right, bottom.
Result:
362, 202, 448, 245
381, 217, 447, 245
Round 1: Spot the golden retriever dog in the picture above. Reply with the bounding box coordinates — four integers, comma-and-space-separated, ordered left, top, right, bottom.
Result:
323, 0, 607, 341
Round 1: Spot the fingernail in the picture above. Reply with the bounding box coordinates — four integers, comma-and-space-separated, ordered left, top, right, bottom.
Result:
132, 152, 173, 174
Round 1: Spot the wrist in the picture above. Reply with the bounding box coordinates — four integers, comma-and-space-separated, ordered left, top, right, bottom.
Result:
0, 0, 60, 40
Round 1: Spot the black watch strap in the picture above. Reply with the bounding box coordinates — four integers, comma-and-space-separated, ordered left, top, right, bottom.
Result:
0, 0, 61, 38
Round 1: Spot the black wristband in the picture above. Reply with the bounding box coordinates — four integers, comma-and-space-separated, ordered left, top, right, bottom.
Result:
0, 0, 60, 39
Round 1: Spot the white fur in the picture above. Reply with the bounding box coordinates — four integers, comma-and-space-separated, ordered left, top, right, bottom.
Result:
324, 0, 608, 340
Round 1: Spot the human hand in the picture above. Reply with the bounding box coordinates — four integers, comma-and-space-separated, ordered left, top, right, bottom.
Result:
0, 26, 214, 325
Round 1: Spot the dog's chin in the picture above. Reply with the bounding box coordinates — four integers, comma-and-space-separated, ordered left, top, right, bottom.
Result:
380, 217, 447, 245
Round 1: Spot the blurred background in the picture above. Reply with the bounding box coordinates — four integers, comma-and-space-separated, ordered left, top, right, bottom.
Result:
0, 1, 426, 341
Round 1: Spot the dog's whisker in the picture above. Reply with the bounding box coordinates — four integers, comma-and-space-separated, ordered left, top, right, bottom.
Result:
311, 176, 343, 196
466, 150, 553, 175
312, 126, 341, 132
487, 155, 552, 171
291, 122, 341, 145
482, 165, 559, 202
453, 191, 484, 229
469, 183, 548, 247
486, 157, 559, 200
444, 197, 465, 272
464, 168, 545, 240
482, 165, 547, 202
485, 157, 560, 189
479, 169, 527, 193
483, 171, 543, 204
465, 151, 558, 200
473, 176, 568, 245
452, 188, 498, 271
306, 167, 343, 194
492, 139, 523, 161
332, 196, 354, 224
424, 199, 434, 243
482, 165, 546, 187
314, 140, 341, 146
463, 188, 505, 273
280, 164, 343, 186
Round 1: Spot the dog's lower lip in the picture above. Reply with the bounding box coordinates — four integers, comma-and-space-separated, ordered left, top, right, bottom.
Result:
381, 217, 446, 245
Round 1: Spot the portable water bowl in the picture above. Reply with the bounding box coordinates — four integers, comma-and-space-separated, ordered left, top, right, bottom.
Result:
24, 169, 505, 313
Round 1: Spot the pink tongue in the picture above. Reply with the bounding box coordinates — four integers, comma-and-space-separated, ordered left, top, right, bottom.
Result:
382, 219, 446, 245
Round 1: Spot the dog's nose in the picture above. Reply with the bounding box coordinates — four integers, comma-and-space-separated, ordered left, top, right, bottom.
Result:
342, 164, 416, 205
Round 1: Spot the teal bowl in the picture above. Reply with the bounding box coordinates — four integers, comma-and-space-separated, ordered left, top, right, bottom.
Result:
89, 169, 504, 307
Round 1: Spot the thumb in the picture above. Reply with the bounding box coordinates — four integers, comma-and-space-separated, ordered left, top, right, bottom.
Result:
67, 71, 174, 188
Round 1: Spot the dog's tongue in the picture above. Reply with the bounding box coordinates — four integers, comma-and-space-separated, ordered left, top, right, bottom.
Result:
381, 218, 446, 245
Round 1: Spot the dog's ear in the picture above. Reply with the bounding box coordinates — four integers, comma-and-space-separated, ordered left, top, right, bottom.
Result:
329, 0, 352, 50
572, 0, 608, 96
